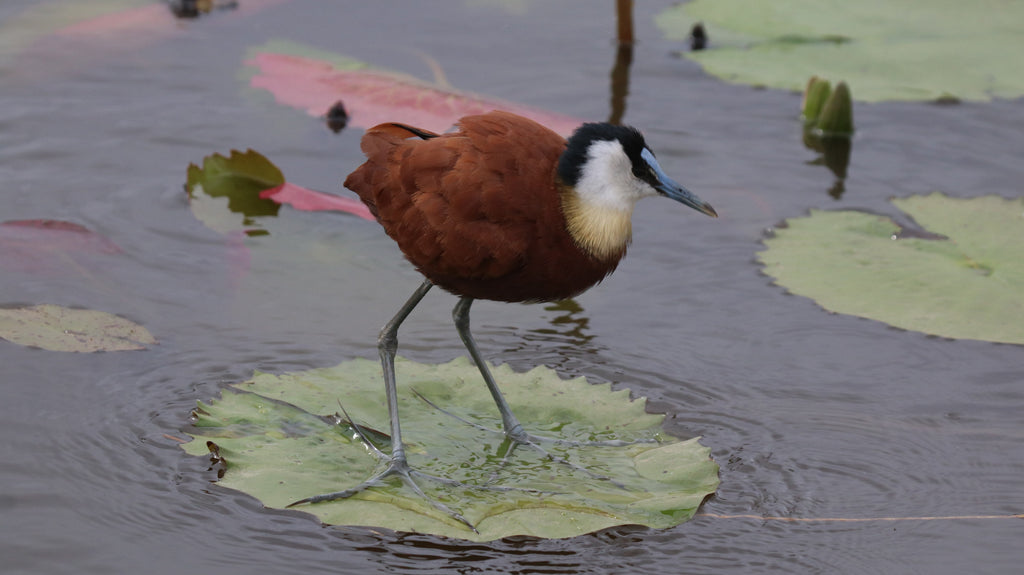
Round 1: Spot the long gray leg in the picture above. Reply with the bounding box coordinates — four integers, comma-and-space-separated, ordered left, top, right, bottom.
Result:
448, 297, 649, 488
378, 278, 434, 463
289, 280, 481, 532
452, 297, 528, 442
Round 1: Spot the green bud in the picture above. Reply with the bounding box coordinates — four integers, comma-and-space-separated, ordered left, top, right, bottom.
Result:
801, 76, 832, 123
816, 81, 854, 135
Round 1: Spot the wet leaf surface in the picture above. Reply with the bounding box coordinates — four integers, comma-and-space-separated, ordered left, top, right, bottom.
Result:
758, 193, 1024, 344
182, 357, 719, 541
0, 304, 156, 352
655, 0, 1024, 102
245, 40, 586, 136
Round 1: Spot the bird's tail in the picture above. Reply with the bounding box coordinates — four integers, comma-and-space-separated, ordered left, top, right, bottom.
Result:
380, 123, 440, 140
345, 123, 440, 219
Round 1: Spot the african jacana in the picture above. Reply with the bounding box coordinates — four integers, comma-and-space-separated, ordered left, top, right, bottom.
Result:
289, 111, 717, 530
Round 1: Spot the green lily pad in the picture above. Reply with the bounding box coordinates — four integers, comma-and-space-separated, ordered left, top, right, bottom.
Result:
0, 304, 156, 352
655, 0, 1024, 102
185, 149, 283, 236
182, 357, 719, 541
758, 193, 1024, 344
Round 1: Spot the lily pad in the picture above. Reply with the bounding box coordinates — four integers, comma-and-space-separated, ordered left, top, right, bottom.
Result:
655, 0, 1024, 102
185, 149, 372, 236
0, 304, 156, 352
758, 193, 1024, 344
182, 357, 719, 541
185, 149, 283, 236
244, 40, 585, 136
0, 219, 121, 275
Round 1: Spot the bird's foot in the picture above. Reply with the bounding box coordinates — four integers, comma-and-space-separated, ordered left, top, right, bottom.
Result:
286, 404, 550, 533
411, 389, 658, 488
286, 455, 469, 531
286, 455, 555, 533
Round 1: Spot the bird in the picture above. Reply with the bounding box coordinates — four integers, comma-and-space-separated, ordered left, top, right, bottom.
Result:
288, 110, 717, 530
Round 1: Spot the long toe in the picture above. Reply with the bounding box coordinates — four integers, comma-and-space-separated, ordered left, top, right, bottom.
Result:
285, 459, 539, 534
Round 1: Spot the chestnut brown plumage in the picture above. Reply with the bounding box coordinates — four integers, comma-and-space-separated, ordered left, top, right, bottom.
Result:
289, 111, 717, 532
346, 111, 621, 302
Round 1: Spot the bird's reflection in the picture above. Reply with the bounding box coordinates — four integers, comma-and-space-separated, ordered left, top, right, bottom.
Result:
502, 299, 602, 373
533, 299, 596, 346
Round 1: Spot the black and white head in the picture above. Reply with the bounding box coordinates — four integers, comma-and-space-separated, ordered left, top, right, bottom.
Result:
558, 122, 717, 218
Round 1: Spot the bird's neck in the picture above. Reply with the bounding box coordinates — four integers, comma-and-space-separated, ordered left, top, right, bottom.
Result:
559, 184, 632, 262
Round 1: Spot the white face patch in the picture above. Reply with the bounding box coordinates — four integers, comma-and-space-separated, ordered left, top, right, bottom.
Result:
573, 140, 657, 212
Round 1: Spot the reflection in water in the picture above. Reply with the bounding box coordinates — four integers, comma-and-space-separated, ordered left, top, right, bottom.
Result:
608, 0, 633, 125
533, 299, 595, 347
501, 299, 603, 374
803, 129, 853, 199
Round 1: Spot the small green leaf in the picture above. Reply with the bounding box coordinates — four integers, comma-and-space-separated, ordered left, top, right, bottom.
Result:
0, 304, 156, 352
758, 193, 1024, 344
185, 149, 283, 235
182, 357, 719, 541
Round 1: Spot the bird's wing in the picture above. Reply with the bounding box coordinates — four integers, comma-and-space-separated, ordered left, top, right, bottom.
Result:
345, 112, 567, 282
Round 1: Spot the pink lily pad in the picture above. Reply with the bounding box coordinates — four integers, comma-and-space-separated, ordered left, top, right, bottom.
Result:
246, 42, 585, 136
0, 219, 121, 274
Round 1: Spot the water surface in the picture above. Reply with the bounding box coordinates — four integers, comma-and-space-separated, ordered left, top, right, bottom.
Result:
1, 1, 1023, 573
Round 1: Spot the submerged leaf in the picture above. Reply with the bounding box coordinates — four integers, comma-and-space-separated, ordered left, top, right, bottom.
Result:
655, 0, 1024, 102
182, 357, 719, 541
758, 193, 1024, 344
3, 0, 293, 78
244, 40, 585, 136
0, 219, 121, 275
0, 304, 156, 352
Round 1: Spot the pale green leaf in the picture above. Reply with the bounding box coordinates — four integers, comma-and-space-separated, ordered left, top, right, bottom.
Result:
655, 0, 1024, 102
182, 357, 719, 541
0, 304, 156, 352
758, 193, 1024, 344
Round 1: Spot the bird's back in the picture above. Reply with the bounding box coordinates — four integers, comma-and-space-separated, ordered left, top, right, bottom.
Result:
345, 111, 623, 302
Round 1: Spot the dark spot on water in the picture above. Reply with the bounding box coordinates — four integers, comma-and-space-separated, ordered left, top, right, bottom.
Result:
690, 23, 707, 51
326, 100, 349, 134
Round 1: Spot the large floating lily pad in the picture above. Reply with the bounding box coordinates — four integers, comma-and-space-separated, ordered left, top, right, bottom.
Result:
244, 40, 585, 136
182, 357, 719, 541
758, 193, 1024, 344
655, 0, 1024, 102
0, 304, 156, 352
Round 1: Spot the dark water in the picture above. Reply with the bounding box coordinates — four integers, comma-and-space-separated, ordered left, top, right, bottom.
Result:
2, 1, 1023, 573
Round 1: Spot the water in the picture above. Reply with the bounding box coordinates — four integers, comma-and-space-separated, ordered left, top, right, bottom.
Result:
1, 1, 1023, 573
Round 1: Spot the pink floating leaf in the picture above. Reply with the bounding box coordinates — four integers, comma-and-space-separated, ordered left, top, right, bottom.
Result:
8, 0, 296, 81
0, 219, 121, 275
246, 45, 585, 136
259, 183, 375, 221
54, 0, 291, 39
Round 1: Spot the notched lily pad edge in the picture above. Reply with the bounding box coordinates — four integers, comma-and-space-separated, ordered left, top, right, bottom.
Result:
757, 193, 1024, 346
180, 357, 721, 541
